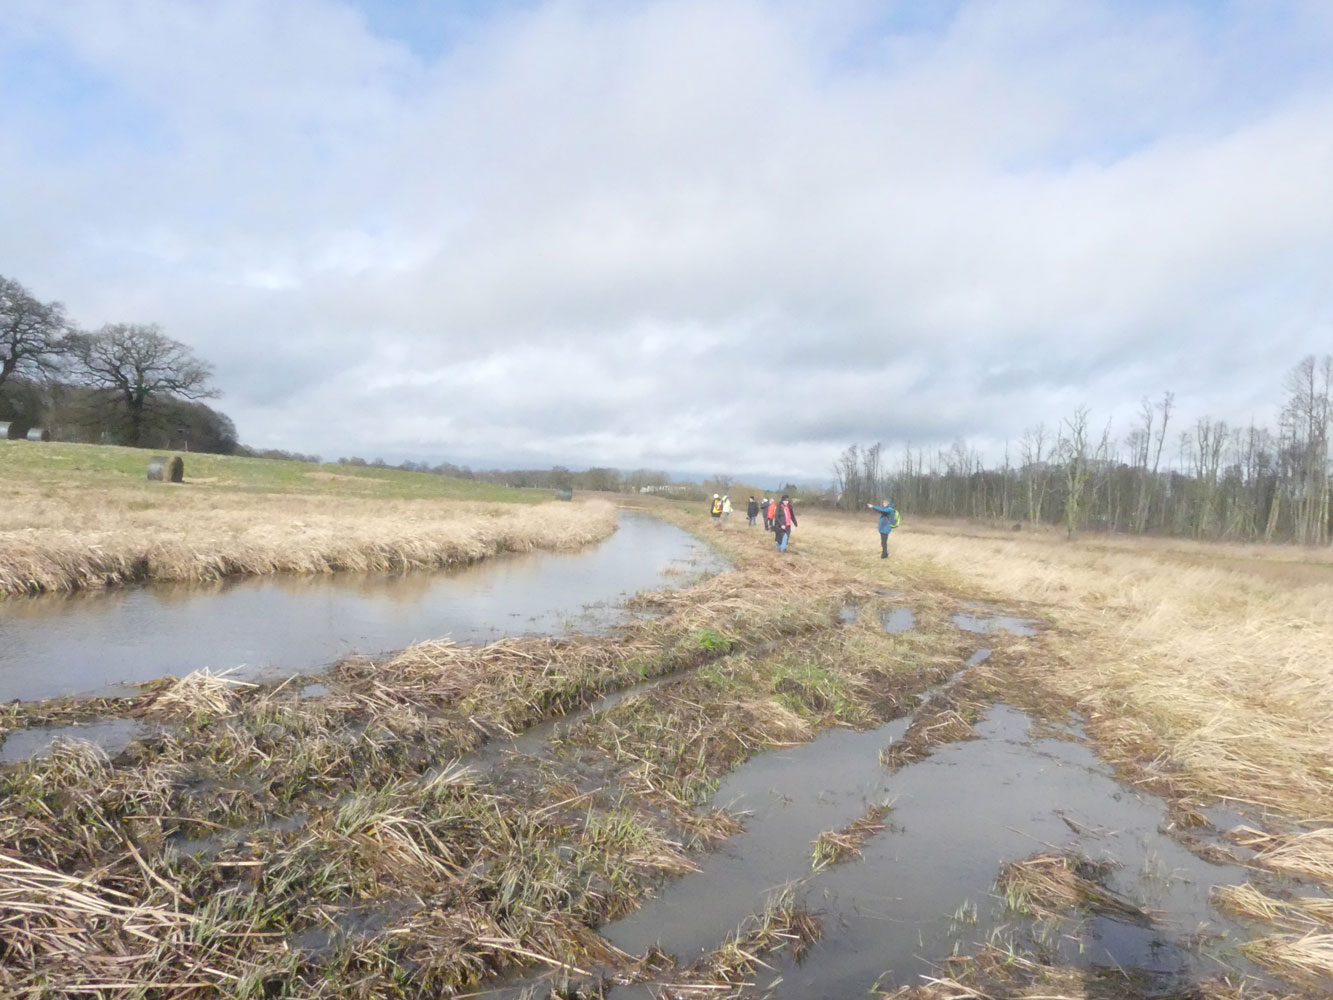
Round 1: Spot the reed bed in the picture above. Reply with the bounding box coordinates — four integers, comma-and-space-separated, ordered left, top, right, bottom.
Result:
0, 487, 617, 595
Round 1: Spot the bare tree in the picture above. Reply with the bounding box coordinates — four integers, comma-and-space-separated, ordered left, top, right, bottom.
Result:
1019, 423, 1050, 526
833, 444, 860, 508
0, 275, 72, 394
1059, 407, 1096, 539
861, 442, 883, 503
1282, 355, 1332, 545
72, 324, 217, 447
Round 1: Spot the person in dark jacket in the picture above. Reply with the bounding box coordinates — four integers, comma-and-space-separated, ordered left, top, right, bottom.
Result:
867, 500, 898, 558
773, 495, 797, 552
746, 496, 759, 526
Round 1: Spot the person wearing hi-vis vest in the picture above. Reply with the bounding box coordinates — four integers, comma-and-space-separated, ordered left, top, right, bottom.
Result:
867, 500, 899, 558
710, 494, 723, 527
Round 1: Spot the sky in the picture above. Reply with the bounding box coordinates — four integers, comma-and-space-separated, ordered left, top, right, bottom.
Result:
1, 0, 1331, 482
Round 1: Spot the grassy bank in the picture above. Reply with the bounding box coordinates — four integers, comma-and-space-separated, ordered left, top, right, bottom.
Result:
0, 442, 611, 595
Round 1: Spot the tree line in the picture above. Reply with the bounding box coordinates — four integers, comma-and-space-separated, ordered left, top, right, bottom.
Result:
831, 355, 1333, 546
0, 274, 234, 452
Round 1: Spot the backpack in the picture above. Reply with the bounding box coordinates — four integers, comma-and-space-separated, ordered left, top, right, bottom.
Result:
889, 507, 901, 529
712, 498, 723, 515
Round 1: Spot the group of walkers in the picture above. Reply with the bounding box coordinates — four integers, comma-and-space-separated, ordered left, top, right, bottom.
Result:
710, 493, 798, 551
710, 492, 900, 558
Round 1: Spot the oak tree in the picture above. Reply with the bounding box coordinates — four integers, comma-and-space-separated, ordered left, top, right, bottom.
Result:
72, 324, 217, 447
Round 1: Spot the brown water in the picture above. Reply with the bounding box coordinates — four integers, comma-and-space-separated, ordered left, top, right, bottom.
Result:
0, 513, 727, 703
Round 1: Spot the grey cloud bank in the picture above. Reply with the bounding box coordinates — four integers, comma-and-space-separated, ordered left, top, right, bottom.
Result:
1, 0, 1331, 481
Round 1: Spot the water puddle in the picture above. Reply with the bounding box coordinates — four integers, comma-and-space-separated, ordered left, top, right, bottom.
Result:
0, 719, 144, 763
603, 717, 913, 962
168, 812, 309, 860
952, 611, 1040, 636
881, 607, 915, 633
762, 706, 1262, 998
290, 897, 419, 955
601, 702, 1264, 998
0, 513, 728, 702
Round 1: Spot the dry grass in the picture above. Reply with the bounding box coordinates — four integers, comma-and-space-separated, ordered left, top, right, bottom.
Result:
880, 695, 982, 771
1227, 828, 1333, 886
143, 668, 258, 717
0, 489, 618, 595
1212, 883, 1333, 930
864, 516, 1333, 820
1240, 933, 1333, 990
875, 942, 1302, 999
811, 803, 893, 870
995, 852, 1147, 925
647, 885, 822, 999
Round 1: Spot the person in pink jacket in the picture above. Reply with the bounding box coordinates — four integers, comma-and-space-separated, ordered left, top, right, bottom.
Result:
773, 495, 797, 552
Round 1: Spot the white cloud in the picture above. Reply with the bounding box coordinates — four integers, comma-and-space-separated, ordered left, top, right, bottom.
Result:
1, 0, 1331, 479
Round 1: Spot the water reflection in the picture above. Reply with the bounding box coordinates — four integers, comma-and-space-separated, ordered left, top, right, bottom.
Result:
0, 513, 727, 702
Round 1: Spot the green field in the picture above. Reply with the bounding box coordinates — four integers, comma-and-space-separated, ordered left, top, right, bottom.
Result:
0, 440, 539, 503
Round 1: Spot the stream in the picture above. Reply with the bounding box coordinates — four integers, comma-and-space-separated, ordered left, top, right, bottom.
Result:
0, 512, 726, 703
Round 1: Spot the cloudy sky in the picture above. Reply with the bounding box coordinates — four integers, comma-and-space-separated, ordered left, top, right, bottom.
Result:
2, 1, 1331, 481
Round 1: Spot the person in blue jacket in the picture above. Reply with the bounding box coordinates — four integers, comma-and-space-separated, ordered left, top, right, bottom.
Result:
867, 500, 899, 558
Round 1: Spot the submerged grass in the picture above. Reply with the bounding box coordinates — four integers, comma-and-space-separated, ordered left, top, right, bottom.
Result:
811, 803, 893, 871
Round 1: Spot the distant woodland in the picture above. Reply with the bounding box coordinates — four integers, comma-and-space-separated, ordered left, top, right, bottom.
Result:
0, 274, 237, 453
833, 356, 1333, 545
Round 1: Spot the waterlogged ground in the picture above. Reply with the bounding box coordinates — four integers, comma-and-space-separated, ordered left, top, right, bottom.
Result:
0, 521, 1325, 999
487, 608, 1291, 999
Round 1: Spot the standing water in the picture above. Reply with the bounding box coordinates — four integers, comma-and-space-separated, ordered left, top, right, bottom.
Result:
0, 512, 727, 702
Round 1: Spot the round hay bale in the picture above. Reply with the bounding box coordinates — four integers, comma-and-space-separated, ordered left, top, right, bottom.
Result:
0, 421, 10, 440
25, 427, 50, 442
147, 455, 185, 483
556, 487, 574, 501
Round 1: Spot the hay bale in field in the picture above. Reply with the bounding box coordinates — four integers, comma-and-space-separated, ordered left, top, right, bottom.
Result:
0, 421, 10, 439
25, 427, 50, 442
147, 455, 185, 483
557, 487, 574, 501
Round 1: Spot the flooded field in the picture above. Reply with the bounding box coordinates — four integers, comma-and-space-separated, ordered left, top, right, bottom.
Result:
1, 513, 1327, 999
0, 512, 727, 702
